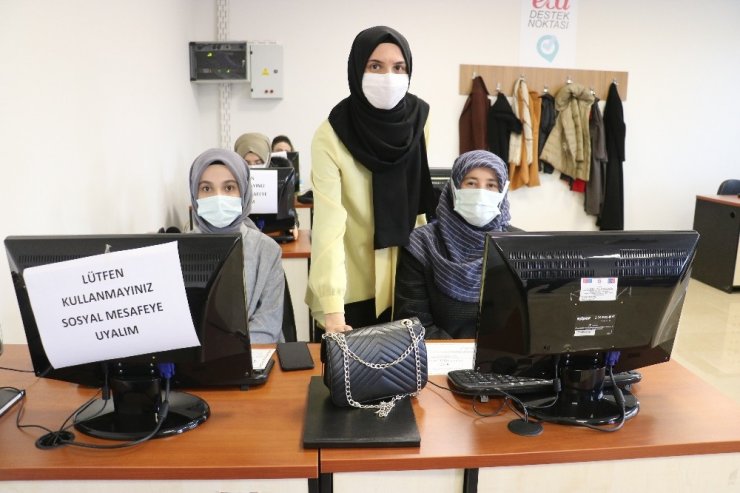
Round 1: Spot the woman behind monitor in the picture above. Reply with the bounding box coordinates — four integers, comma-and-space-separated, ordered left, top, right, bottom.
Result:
271, 134, 294, 153
234, 132, 271, 167
394, 150, 511, 339
189, 148, 285, 343
234, 132, 299, 241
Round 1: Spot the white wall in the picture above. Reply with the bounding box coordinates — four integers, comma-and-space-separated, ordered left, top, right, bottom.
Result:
1, 0, 738, 343
0, 0, 203, 343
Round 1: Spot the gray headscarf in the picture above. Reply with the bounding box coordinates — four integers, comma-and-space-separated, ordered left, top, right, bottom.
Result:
189, 148, 257, 233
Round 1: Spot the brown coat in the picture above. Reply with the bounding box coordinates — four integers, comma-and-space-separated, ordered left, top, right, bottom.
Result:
459, 76, 490, 154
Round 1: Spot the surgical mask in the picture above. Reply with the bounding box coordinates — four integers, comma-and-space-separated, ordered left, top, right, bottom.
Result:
453, 180, 510, 228
361, 73, 409, 110
196, 195, 242, 228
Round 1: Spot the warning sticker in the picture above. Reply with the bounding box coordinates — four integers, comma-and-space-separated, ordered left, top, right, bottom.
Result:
579, 277, 618, 301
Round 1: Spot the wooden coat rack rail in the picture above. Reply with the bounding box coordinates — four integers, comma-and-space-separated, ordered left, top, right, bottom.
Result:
459, 64, 629, 101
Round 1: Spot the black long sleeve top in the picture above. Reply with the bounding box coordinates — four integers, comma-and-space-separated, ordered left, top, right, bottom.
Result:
394, 248, 478, 340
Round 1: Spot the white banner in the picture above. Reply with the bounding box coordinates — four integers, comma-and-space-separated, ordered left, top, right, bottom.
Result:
520, 0, 578, 68
250, 168, 279, 214
24, 242, 200, 368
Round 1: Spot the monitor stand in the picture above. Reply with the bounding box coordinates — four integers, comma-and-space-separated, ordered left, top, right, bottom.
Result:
525, 357, 639, 426
73, 374, 209, 441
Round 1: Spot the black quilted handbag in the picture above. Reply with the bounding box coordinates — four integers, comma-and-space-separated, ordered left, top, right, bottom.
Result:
322, 317, 428, 417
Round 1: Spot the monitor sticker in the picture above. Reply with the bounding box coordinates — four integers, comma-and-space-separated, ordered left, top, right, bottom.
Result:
579, 277, 618, 301
573, 314, 616, 337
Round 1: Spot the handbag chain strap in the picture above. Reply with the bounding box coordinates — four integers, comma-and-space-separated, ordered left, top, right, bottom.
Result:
325, 319, 425, 417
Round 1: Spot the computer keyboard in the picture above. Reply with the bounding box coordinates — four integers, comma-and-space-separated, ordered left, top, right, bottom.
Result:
447, 369, 642, 396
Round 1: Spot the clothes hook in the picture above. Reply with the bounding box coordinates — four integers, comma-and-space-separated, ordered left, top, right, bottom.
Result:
566, 75, 573, 84
496, 82, 502, 93
543, 84, 549, 94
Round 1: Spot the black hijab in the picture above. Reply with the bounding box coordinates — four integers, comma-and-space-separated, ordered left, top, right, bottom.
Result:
328, 26, 435, 249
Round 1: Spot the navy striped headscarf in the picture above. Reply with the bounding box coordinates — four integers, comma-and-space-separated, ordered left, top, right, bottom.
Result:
405, 150, 511, 302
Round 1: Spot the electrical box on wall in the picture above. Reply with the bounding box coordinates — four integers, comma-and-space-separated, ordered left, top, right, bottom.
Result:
189, 42, 248, 82
248, 42, 283, 99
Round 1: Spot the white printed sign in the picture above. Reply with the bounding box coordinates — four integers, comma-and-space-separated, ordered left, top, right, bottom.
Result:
579, 277, 618, 302
520, 0, 578, 68
249, 168, 278, 214
23, 242, 200, 368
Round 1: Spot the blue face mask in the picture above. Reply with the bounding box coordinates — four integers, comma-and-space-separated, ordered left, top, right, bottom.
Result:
196, 195, 242, 228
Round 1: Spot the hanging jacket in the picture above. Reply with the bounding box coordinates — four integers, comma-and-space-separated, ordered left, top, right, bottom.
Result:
538, 92, 556, 173
508, 78, 533, 169
540, 83, 595, 181
599, 83, 626, 230
459, 76, 490, 154
509, 90, 542, 190
585, 98, 608, 216
487, 93, 522, 163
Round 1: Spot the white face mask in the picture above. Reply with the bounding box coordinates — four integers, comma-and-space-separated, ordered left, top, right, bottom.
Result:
361, 73, 409, 110
196, 195, 242, 228
453, 180, 510, 228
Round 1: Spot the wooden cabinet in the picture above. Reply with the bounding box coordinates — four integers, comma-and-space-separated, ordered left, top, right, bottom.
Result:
691, 194, 740, 292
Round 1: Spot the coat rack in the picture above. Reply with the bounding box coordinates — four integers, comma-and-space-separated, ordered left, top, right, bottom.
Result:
460, 64, 629, 101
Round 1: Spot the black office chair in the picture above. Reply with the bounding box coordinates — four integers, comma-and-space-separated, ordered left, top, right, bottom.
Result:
282, 274, 297, 342
717, 179, 740, 195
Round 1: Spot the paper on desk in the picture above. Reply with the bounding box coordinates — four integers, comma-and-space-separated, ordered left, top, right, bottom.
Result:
426, 342, 475, 375
252, 348, 275, 371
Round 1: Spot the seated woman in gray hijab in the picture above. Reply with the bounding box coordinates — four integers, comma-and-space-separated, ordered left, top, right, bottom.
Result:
394, 150, 512, 339
189, 148, 285, 343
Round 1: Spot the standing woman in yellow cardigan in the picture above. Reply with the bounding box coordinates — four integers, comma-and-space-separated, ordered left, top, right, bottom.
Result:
306, 26, 435, 333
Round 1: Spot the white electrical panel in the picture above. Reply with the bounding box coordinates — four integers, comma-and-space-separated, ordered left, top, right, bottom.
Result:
248, 43, 283, 99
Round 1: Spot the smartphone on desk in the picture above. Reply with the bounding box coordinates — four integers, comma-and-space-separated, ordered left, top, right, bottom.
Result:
0, 388, 25, 417
276, 342, 314, 371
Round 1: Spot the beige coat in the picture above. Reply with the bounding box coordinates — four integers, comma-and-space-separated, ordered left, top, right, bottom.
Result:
540, 83, 595, 181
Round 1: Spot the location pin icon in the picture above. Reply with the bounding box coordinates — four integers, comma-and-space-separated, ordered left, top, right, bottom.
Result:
537, 35, 559, 63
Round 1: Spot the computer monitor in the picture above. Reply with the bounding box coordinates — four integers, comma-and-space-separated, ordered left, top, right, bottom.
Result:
4, 233, 262, 441
429, 166, 452, 189
427, 167, 452, 221
271, 152, 301, 192
475, 230, 699, 425
249, 165, 297, 240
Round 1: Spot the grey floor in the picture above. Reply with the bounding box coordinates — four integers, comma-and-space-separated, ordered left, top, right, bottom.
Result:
673, 279, 740, 404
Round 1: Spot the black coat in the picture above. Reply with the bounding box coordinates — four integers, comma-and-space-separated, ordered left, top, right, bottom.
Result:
394, 248, 478, 339
487, 93, 522, 163
599, 83, 626, 230
538, 93, 557, 173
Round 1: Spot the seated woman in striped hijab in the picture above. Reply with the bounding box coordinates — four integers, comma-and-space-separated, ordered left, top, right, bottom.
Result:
394, 150, 512, 339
